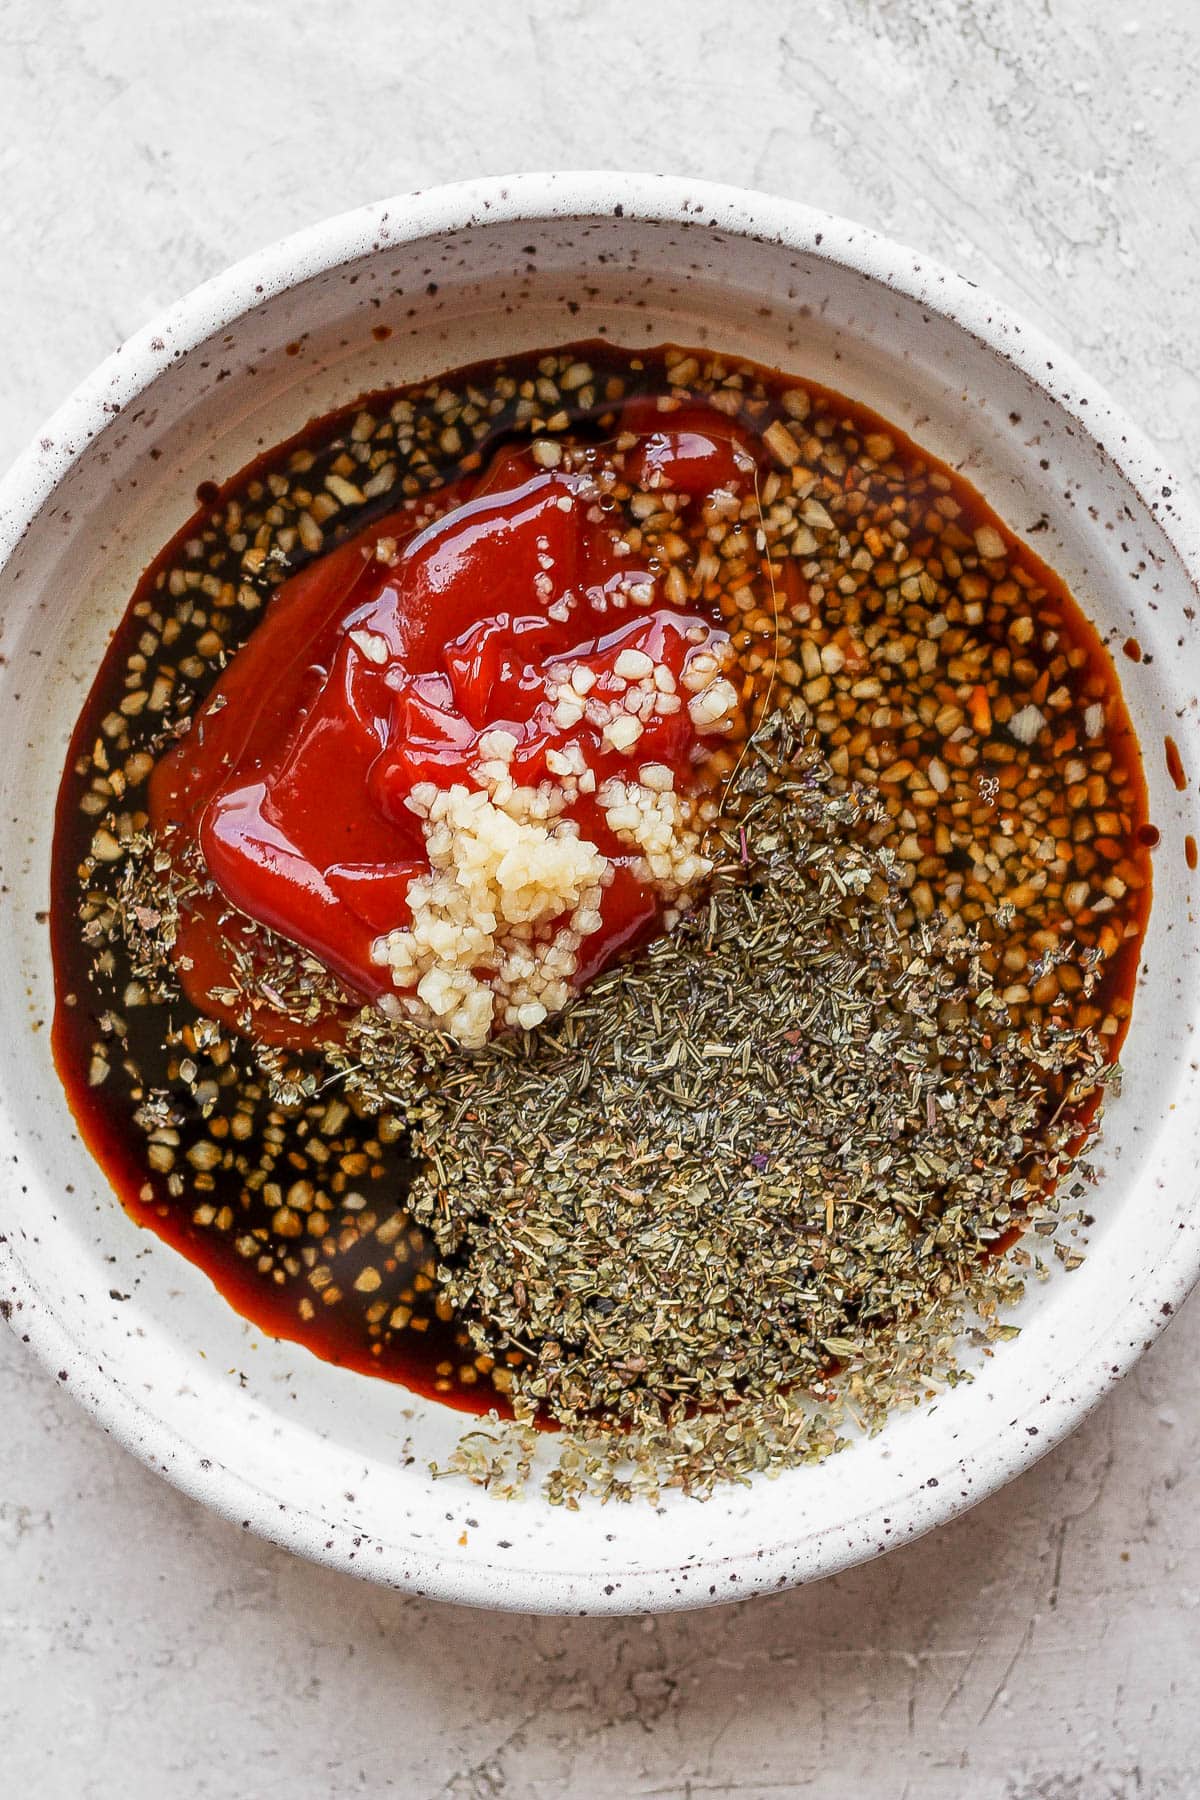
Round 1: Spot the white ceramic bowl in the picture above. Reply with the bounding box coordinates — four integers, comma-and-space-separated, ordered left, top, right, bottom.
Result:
2, 174, 1199, 1615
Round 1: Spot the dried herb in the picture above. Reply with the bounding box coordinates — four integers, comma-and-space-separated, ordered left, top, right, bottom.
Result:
326, 709, 1110, 1501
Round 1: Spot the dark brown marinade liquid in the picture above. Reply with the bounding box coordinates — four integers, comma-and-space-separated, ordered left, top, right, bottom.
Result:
52, 914, 484, 1402
51, 340, 1153, 1411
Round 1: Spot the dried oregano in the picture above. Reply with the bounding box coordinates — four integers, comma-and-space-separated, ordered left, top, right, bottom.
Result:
324, 710, 1108, 1502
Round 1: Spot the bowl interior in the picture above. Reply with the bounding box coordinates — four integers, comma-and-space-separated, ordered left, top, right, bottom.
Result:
2, 189, 1199, 1611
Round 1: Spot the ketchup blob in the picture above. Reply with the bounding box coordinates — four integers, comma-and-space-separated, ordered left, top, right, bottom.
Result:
151, 422, 755, 1032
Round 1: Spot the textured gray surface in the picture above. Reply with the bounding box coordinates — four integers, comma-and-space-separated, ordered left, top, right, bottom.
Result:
2, 1, 1199, 1794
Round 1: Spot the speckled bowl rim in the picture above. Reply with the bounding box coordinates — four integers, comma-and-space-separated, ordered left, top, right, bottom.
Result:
2, 172, 1199, 1614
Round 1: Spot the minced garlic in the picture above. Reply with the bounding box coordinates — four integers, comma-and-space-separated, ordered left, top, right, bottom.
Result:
598, 775, 711, 900
371, 782, 610, 1048
368, 633, 737, 1047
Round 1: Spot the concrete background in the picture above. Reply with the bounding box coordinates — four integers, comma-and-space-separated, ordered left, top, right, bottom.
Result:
2, 1, 1198, 1794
